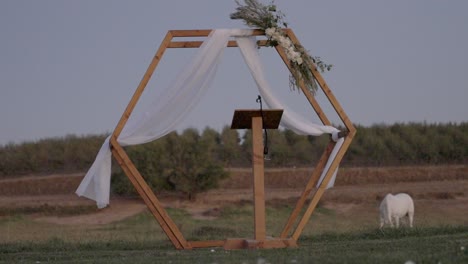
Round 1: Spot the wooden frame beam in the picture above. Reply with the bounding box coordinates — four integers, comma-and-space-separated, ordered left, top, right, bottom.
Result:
167, 40, 269, 48
279, 141, 335, 238
110, 138, 190, 249
106, 28, 356, 250
274, 29, 357, 240
111, 31, 173, 140
292, 135, 354, 240
284, 29, 356, 133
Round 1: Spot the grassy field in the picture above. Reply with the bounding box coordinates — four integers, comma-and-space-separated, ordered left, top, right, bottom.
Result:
1, 204, 467, 263
1, 226, 467, 263
0, 165, 467, 263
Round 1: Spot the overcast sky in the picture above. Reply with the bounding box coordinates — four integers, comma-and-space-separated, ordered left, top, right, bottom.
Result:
1, 0, 467, 145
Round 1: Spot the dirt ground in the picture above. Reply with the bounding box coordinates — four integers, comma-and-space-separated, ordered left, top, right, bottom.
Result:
0, 166, 467, 227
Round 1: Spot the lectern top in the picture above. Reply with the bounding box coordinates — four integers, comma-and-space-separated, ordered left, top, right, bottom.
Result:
231, 109, 283, 129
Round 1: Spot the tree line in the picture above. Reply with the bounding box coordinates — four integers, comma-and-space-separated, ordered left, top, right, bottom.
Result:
1, 122, 467, 177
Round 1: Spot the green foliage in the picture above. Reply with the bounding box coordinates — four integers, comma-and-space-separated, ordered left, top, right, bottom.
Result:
230, 0, 332, 94
230, 0, 285, 29
1, 122, 467, 189
0, 134, 107, 176
218, 126, 243, 167
265, 130, 291, 167
163, 129, 228, 200
111, 129, 228, 200
343, 122, 468, 166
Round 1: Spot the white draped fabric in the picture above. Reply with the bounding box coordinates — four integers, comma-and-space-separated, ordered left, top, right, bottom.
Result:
235, 36, 344, 191
76, 29, 344, 208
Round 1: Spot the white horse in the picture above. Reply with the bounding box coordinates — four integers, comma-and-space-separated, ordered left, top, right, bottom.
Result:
379, 193, 414, 228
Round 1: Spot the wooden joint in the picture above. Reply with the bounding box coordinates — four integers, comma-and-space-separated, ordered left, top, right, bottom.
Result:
330, 130, 349, 141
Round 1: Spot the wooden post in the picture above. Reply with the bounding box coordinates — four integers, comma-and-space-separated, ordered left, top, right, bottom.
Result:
231, 109, 283, 248
251, 115, 266, 241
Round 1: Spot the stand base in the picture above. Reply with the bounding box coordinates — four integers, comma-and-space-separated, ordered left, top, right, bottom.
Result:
189, 237, 297, 250
223, 237, 297, 250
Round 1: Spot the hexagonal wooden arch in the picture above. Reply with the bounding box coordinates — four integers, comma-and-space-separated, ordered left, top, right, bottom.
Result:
109, 29, 356, 250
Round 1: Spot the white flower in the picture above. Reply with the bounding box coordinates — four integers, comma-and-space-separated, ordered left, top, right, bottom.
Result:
293, 51, 302, 60
272, 31, 282, 40
277, 36, 287, 46
278, 36, 292, 47
265, 26, 305, 67
295, 57, 303, 65
265, 27, 276, 37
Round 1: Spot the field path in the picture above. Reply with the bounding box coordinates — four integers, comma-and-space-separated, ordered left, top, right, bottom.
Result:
1, 166, 467, 226
33, 198, 146, 225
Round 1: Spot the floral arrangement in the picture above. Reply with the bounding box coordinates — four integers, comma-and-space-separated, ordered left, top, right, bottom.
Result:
230, 0, 332, 94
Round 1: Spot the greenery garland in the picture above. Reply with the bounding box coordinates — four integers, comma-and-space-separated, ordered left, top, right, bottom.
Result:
230, 0, 332, 94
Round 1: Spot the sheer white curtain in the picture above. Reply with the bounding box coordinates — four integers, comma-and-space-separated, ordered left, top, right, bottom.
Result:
76, 29, 344, 208
236, 36, 344, 189
76, 29, 237, 208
